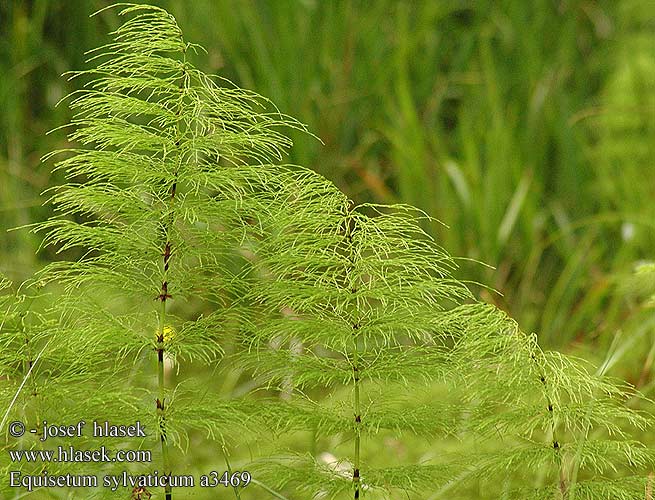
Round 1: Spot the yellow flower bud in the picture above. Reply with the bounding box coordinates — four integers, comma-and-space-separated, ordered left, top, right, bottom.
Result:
155, 325, 175, 343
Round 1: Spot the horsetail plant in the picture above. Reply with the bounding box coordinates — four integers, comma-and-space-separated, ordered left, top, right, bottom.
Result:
0, 277, 147, 499
2, 3, 655, 500
238, 165, 655, 499
241, 170, 484, 498
31, 4, 309, 498
444, 307, 655, 499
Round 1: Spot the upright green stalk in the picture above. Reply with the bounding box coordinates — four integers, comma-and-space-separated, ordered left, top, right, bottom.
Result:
19, 300, 41, 433
156, 297, 171, 500
154, 38, 190, 499
543, 376, 566, 497
156, 213, 173, 500
155, 148, 178, 500
345, 208, 362, 499
532, 351, 566, 498
222, 444, 242, 500
353, 347, 361, 499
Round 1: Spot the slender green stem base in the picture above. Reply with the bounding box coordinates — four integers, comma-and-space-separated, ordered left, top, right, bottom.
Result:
158, 294, 172, 499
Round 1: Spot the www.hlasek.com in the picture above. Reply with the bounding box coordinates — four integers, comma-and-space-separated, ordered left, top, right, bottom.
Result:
8, 419, 151, 464
9, 446, 151, 464
6, 419, 252, 492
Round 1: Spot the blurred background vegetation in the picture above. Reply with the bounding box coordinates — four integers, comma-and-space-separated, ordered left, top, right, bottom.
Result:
1, 0, 654, 384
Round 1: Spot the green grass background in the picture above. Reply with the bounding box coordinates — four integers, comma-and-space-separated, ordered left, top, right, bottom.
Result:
3, 0, 654, 349
1, 0, 655, 497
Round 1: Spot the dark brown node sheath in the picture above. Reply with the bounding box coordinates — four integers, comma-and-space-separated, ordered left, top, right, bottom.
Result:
354, 468, 360, 499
